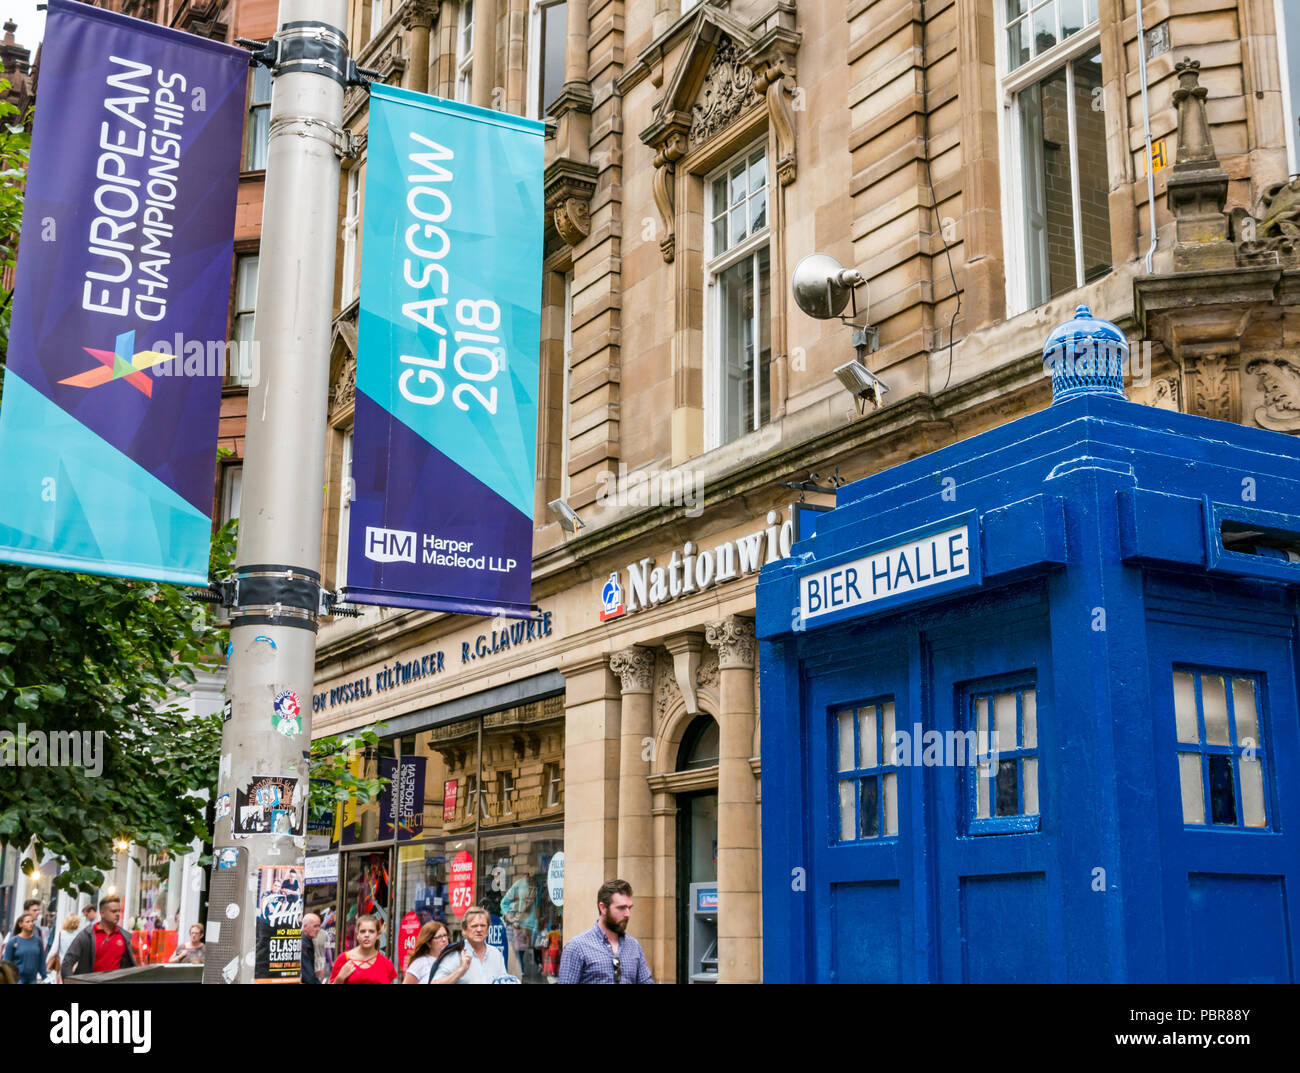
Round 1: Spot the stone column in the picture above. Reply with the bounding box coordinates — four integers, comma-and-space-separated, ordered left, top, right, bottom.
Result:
609, 646, 656, 937
705, 615, 760, 983
565, 0, 588, 84
650, 788, 676, 982
471, 0, 498, 110
401, 0, 438, 94
559, 653, 622, 941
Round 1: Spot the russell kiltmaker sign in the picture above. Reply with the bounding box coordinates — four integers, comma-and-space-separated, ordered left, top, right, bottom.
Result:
0, 0, 247, 583
345, 85, 544, 618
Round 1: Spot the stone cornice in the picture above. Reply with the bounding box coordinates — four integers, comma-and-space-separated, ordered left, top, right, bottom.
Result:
647, 765, 719, 795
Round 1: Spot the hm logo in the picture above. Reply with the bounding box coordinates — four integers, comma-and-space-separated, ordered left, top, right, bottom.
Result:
365, 526, 416, 563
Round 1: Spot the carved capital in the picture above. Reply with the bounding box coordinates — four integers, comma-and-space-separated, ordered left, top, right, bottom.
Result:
400, 0, 439, 31
610, 646, 656, 694
705, 615, 756, 670
1182, 353, 1241, 423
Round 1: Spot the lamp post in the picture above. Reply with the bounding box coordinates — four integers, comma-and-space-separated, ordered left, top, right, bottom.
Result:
202, 0, 350, 985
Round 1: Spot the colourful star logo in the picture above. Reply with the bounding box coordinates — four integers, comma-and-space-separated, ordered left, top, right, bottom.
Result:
58, 330, 172, 398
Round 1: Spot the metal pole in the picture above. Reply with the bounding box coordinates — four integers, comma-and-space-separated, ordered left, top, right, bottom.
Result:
204, 0, 349, 985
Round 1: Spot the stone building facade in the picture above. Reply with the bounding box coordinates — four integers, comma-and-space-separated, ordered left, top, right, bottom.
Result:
299, 0, 1300, 984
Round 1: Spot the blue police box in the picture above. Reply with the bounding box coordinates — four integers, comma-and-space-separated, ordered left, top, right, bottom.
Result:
756, 307, 1300, 983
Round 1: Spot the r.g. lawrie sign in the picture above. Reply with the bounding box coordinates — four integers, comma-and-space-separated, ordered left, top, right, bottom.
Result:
346, 85, 543, 619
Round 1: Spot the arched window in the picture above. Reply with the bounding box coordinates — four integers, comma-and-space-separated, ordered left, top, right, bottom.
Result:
676, 716, 720, 772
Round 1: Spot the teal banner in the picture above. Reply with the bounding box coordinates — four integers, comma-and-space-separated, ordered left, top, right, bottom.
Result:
347, 85, 544, 617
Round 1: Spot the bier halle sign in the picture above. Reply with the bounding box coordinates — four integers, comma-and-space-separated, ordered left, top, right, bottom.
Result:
800, 517, 981, 624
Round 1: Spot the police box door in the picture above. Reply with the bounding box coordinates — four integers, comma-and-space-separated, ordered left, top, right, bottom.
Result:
924, 604, 1059, 983
1147, 604, 1300, 982
804, 633, 917, 983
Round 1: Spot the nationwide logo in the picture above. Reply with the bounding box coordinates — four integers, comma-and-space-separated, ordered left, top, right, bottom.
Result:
599, 573, 624, 621
58, 329, 171, 397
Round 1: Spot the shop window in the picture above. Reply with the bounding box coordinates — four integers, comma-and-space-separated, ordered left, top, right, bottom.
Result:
243, 64, 272, 171
833, 699, 899, 841
456, 0, 474, 103
1279, 0, 1300, 176
528, 1, 568, 119
967, 682, 1040, 834
231, 254, 259, 386
999, 2, 1110, 313
705, 141, 771, 449
1173, 669, 1270, 829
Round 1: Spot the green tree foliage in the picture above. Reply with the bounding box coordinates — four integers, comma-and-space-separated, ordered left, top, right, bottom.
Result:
0, 80, 31, 351
0, 523, 236, 894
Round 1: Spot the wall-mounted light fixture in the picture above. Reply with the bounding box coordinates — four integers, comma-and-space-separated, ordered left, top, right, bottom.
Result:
548, 498, 586, 533
792, 253, 889, 413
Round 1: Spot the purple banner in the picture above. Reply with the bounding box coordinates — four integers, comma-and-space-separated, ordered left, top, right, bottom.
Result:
0, 0, 248, 583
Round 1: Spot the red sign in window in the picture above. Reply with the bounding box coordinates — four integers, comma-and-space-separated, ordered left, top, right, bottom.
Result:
399, 911, 421, 970
442, 779, 458, 823
449, 850, 475, 918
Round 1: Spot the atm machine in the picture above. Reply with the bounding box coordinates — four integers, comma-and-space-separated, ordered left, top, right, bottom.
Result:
687, 882, 717, 983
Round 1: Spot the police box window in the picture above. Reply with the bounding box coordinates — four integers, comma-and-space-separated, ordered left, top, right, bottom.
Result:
833, 699, 899, 841
966, 681, 1040, 834
1173, 669, 1270, 829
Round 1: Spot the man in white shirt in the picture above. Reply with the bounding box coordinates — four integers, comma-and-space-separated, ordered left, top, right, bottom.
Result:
431, 906, 511, 984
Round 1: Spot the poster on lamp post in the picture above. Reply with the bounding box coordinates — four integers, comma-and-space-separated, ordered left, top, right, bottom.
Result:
0, 0, 248, 583
346, 84, 544, 618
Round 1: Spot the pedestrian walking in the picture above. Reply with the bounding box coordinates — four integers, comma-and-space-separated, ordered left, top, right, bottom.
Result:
2, 914, 48, 984
431, 906, 510, 984
77, 905, 97, 932
49, 914, 81, 982
300, 912, 322, 984
13, 899, 51, 957
62, 896, 136, 977
328, 914, 397, 984
402, 920, 450, 984
169, 923, 205, 964
556, 879, 654, 984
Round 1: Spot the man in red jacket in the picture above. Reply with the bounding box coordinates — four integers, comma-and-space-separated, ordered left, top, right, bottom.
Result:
62, 895, 136, 976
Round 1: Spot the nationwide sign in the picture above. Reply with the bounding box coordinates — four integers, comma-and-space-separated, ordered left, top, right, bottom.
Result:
0, 0, 247, 583
346, 85, 544, 618
599, 509, 795, 621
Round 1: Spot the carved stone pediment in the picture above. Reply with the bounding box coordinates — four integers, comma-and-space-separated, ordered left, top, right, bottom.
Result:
687, 35, 758, 148
329, 318, 358, 418
637, 4, 800, 263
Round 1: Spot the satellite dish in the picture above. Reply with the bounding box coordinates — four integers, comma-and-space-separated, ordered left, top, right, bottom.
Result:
792, 253, 864, 320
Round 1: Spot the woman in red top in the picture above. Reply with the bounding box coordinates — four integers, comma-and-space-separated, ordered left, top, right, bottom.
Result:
329, 915, 397, 984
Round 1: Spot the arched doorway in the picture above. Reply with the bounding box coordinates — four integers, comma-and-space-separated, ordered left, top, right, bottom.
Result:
674, 715, 718, 983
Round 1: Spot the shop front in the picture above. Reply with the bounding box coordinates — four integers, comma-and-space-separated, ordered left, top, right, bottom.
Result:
314, 622, 567, 982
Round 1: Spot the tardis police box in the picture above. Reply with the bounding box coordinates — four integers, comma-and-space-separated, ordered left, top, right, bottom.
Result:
756, 307, 1300, 984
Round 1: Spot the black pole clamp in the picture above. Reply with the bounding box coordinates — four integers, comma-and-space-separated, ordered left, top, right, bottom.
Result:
187, 566, 362, 631
236, 21, 380, 88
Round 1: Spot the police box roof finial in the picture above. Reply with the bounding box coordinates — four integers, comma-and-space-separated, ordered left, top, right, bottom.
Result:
1043, 304, 1129, 404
